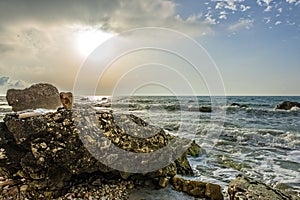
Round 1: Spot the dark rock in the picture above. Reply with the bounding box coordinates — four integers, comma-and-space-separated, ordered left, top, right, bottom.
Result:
228, 175, 294, 200
188, 105, 212, 112
171, 175, 223, 199
0, 108, 195, 199
6, 83, 61, 112
59, 92, 73, 110
230, 103, 248, 108
199, 106, 212, 113
275, 101, 300, 110
187, 140, 203, 157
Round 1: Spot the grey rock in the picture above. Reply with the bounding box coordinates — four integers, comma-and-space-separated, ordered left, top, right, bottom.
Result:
6, 83, 61, 112
228, 175, 294, 200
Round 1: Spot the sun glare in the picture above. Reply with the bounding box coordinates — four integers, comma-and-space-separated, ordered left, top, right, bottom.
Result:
76, 28, 114, 57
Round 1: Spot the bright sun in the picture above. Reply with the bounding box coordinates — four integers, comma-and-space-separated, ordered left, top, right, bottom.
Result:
76, 28, 114, 57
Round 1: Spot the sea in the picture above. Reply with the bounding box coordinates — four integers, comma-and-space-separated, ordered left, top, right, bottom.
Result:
1, 95, 299, 199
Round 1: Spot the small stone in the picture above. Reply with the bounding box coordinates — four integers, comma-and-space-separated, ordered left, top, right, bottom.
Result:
92, 178, 102, 186
40, 142, 47, 149
60, 92, 73, 110
38, 157, 45, 163
20, 184, 28, 192
159, 177, 169, 188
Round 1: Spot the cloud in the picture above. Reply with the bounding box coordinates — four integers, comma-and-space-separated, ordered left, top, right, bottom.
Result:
0, 0, 213, 93
0, 77, 9, 86
0, 76, 27, 93
0, 44, 14, 54
219, 15, 227, 20
275, 21, 282, 25
0, 0, 207, 34
228, 19, 254, 31
286, 0, 300, 5
240, 4, 251, 12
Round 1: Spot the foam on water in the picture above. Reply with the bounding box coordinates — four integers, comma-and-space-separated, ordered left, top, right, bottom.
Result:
0, 95, 299, 197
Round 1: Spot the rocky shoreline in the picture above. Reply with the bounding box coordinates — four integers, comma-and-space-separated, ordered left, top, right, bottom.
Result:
1, 108, 298, 200
1, 83, 299, 199
0, 107, 224, 199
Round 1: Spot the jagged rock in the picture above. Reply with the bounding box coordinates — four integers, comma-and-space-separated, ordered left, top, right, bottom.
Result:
275, 101, 300, 110
228, 175, 294, 200
59, 92, 73, 110
0, 108, 195, 199
6, 83, 61, 112
171, 175, 223, 199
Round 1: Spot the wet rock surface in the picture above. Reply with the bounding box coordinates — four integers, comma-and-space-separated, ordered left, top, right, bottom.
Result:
228, 175, 296, 200
6, 83, 62, 112
275, 101, 300, 110
230, 103, 248, 108
0, 108, 201, 199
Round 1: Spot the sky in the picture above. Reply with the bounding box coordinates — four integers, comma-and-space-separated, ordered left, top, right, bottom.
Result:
0, 0, 299, 96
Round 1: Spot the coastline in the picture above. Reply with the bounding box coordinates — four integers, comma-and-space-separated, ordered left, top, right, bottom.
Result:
0, 94, 300, 199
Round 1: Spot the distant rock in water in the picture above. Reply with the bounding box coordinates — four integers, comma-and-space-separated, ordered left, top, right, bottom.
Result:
228, 175, 294, 200
230, 103, 248, 108
275, 101, 300, 110
188, 105, 212, 112
6, 83, 61, 112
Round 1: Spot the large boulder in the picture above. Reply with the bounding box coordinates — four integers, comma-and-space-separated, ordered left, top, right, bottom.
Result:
0, 108, 197, 199
6, 83, 62, 112
275, 101, 300, 110
228, 175, 294, 200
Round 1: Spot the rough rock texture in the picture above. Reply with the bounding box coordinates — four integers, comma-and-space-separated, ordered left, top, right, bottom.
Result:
6, 83, 62, 111
59, 92, 73, 110
275, 101, 300, 110
0, 108, 197, 199
171, 175, 223, 200
228, 175, 295, 200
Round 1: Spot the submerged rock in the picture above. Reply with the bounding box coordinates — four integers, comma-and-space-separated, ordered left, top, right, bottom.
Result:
188, 105, 212, 112
0, 108, 197, 199
6, 83, 61, 112
230, 103, 248, 108
275, 101, 300, 110
228, 175, 294, 200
